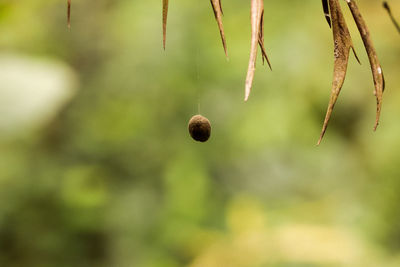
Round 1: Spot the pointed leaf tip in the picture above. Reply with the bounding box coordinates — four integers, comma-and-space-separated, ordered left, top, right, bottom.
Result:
245, 0, 271, 101
347, 0, 385, 131
322, 0, 332, 28
67, 0, 71, 29
318, 0, 354, 144
210, 0, 228, 57
382, 1, 400, 34
163, 0, 169, 50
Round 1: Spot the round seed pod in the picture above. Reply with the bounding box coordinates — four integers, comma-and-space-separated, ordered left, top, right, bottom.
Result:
188, 115, 211, 142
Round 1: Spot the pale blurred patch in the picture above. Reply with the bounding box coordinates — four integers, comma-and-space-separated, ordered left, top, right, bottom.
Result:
189, 196, 393, 267
0, 53, 77, 138
275, 224, 362, 265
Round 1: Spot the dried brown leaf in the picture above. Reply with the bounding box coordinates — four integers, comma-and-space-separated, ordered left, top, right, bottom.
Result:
347, 0, 385, 131
318, 0, 357, 145
245, 0, 271, 102
67, 0, 71, 29
210, 0, 228, 58
163, 0, 169, 50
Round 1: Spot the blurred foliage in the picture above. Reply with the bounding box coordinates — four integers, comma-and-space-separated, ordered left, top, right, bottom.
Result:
0, 0, 400, 266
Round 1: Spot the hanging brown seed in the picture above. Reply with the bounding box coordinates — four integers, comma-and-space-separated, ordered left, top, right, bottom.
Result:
346, 0, 385, 131
163, 0, 169, 50
188, 115, 211, 142
322, 0, 332, 27
210, 0, 228, 57
383, 1, 400, 34
245, 0, 271, 102
318, 0, 359, 145
67, 0, 71, 29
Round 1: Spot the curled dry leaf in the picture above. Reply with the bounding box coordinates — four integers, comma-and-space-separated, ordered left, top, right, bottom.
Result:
346, 0, 385, 131
383, 1, 400, 34
67, 0, 71, 29
210, 0, 228, 57
163, 0, 169, 50
318, 0, 358, 145
245, 0, 271, 102
322, 0, 332, 27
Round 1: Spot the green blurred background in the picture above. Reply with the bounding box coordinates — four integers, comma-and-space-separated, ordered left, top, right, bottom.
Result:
0, 0, 400, 266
